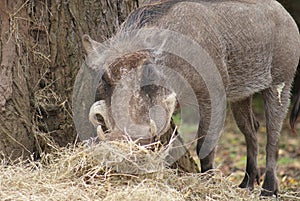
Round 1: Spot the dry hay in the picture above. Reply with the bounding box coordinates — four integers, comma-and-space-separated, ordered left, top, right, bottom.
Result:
0, 140, 298, 201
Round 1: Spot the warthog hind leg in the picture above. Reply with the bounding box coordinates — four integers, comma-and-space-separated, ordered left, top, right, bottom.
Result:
261, 82, 292, 197
231, 96, 260, 190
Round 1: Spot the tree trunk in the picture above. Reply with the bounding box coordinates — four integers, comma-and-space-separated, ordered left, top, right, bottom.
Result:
0, 1, 34, 159
0, 0, 139, 159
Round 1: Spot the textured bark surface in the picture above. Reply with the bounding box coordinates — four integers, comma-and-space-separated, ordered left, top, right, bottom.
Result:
0, 0, 139, 159
0, 1, 34, 158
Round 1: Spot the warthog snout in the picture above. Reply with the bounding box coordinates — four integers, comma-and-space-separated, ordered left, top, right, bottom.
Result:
89, 91, 177, 144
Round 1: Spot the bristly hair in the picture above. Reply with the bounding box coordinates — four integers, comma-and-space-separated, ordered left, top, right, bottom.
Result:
121, 0, 255, 31
121, 0, 198, 31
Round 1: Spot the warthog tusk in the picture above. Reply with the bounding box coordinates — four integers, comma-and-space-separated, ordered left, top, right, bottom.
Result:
150, 119, 157, 139
97, 125, 106, 141
163, 92, 177, 112
89, 100, 110, 128
160, 92, 177, 134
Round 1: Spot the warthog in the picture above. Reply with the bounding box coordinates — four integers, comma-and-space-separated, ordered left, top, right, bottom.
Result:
79, 0, 300, 197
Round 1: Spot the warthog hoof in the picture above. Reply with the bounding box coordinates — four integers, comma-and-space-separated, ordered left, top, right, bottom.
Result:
239, 168, 260, 190
261, 170, 279, 197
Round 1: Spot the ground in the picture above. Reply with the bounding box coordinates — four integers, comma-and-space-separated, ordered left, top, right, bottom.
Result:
218, 114, 300, 194
186, 95, 300, 198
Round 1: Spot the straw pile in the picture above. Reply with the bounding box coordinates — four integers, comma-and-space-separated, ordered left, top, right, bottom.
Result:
0, 140, 281, 201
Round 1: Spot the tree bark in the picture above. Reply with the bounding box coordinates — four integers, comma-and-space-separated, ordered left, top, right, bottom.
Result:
0, 0, 139, 159
0, 1, 34, 159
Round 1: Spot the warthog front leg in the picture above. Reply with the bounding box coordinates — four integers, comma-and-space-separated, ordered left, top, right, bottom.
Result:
197, 124, 215, 172
231, 96, 260, 190
196, 101, 221, 173
261, 82, 292, 197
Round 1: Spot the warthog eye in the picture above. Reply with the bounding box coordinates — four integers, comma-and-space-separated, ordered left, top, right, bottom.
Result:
95, 78, 112, 101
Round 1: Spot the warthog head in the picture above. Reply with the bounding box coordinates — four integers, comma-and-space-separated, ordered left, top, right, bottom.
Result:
83, 35, 177, 144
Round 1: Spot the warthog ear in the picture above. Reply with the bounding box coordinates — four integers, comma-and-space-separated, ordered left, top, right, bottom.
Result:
82, 34, 103, 55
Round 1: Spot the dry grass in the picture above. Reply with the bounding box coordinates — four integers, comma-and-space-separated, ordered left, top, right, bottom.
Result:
1, 139, 293, 201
